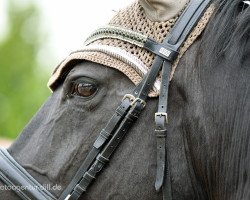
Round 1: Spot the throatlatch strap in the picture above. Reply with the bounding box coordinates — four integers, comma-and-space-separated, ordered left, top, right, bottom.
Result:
163, 164, 173, 200
154, 61, 171, 191
154, 0, 212, 199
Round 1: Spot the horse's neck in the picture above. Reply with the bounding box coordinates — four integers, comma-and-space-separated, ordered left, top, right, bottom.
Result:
169, 37, 250, 199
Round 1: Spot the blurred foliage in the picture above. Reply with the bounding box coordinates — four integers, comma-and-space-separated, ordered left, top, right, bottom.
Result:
0, 0, 50, 139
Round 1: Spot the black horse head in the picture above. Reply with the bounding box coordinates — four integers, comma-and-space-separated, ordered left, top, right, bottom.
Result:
0, 0, 249, 199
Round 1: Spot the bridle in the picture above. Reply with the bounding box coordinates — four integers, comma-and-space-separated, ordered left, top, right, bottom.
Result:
0, 0, 212, 200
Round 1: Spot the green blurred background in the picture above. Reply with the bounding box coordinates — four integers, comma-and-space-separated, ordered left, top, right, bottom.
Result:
0, 0, 50, 139
0, 0, 133, 141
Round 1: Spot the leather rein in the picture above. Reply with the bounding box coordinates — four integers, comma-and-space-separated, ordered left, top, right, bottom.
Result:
0, 0, 212, 199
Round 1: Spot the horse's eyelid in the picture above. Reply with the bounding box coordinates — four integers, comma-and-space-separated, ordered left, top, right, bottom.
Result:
70, 77, 97, 85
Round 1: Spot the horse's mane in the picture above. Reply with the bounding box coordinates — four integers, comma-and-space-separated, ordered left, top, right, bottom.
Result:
187, 1, 250, 198
202, 0, 250, 65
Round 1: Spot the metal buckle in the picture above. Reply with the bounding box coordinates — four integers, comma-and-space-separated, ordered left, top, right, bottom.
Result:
243, 1, 250, 6
155, 112, 168, 123
131, 98, 146, 107
65, 194, 71, 200
122, 94, 135, 102
122, 94, 146, 107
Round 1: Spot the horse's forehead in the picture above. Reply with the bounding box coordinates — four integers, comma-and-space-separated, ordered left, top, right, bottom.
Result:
48, 1, 214, 97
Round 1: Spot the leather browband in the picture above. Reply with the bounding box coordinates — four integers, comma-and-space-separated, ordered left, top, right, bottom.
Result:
0, 1, 212, 200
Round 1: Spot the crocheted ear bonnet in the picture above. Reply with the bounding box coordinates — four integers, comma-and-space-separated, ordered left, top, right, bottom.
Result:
48, 0, 214, 97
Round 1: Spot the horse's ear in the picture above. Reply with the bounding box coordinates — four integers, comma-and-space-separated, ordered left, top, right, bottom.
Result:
139, 0, 189, 22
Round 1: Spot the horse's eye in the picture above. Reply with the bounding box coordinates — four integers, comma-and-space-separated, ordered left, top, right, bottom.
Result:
74, 82, 97, 97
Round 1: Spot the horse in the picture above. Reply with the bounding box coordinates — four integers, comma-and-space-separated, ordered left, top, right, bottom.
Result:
0, 0, 249, 199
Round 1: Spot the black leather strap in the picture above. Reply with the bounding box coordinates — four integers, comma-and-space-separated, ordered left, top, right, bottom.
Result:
0, 149, 56, 200
154, 61, 171, 191
68, 100, 144, 199
65, 54, 166, 200
133, 56, 164, 101
162, 164, 172, 200
144, 39, 179, 61
167, 0, 212, 46
157, 0, 212, 199
58, 97, 133, 200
